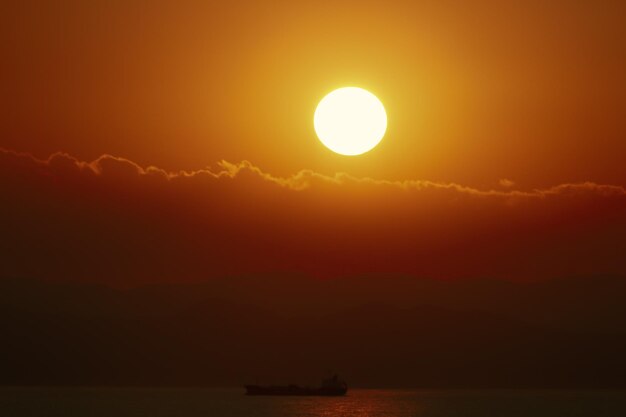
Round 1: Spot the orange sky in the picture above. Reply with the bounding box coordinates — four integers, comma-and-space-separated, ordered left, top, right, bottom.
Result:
2, 0, 626, 188
1, 1, 626, 285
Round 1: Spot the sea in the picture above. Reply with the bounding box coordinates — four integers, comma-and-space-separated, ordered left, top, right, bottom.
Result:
1, 387, 625, 417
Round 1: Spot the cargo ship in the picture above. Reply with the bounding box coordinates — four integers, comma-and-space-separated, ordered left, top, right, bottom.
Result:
245, 374, 348, 396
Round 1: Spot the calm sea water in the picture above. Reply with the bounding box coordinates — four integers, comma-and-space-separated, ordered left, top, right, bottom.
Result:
1, 387, 625, 417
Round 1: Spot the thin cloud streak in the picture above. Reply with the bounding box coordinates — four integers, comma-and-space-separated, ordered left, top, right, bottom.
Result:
2, 147, 624, 198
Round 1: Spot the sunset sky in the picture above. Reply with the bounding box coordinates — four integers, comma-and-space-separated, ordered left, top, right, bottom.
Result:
2, 1, 626, 393
1, 0, 626, 286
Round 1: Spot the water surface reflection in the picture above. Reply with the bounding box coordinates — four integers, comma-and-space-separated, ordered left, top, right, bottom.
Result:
1, 387, 624, 417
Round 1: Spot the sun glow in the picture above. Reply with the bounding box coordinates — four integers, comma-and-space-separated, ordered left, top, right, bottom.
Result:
314, 87, 387, 156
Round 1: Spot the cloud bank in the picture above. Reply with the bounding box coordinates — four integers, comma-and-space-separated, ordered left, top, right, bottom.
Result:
1, 148, 625, 285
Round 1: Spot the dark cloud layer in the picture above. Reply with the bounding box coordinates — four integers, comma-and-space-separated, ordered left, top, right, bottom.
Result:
1, 148, 625, 285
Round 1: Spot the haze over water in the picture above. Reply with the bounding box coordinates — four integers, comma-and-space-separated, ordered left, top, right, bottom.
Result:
2, 388, 625, 417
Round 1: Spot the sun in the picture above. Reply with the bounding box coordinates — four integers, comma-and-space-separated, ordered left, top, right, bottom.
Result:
314, 87, 387, 156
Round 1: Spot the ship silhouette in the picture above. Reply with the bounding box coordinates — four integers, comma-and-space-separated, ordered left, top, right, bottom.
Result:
245, 374, 348, 396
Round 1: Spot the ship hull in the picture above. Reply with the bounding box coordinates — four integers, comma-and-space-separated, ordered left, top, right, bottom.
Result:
245, 385, 347, 396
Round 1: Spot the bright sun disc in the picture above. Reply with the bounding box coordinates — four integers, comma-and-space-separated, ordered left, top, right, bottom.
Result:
314, 87, 387, 156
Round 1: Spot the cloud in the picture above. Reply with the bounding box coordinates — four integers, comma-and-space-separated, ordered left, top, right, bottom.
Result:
2, 147, 625, 198
499, 178, 515, 188
1, 147, 626, 285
